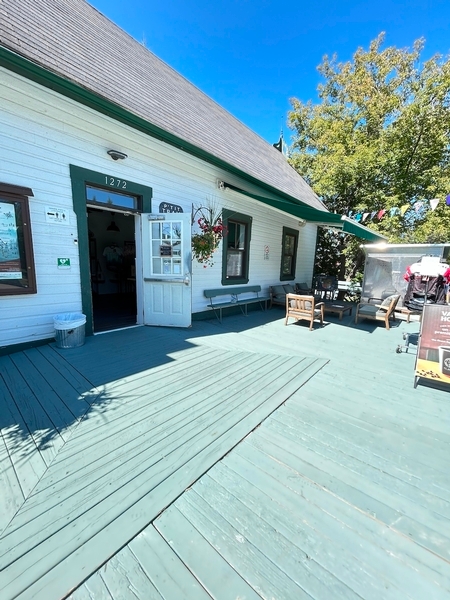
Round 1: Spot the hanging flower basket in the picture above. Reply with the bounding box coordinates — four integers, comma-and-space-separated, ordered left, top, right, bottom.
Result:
192, 205, 227, 267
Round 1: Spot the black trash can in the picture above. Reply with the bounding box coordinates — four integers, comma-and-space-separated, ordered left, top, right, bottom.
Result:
53, 313, 86, 348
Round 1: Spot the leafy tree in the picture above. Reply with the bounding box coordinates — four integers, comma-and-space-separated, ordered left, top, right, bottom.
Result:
288, 33, 450, 279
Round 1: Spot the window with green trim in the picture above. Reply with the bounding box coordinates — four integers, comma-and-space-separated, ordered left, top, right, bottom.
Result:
221, 209, 252, 285
280, 226, 298, 281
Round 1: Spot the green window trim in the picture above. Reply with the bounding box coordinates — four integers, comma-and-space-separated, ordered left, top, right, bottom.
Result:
221, 209, 252, 286
69, 165, 152, 335
280, 226, 299, 281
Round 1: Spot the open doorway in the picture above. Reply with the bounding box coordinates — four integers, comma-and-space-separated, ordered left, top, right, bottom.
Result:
87, 207, 137, 333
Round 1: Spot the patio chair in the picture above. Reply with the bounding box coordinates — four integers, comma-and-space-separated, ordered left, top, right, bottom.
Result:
354, 294, 401, 330
285, 293, 324, 330
294, 281, 313, 295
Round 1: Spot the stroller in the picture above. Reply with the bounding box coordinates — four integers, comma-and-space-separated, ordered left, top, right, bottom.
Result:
396, 331, 419, 354
396, 267, 446, 354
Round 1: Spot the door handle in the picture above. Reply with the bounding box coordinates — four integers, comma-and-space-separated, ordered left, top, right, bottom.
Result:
144, 277, 186, 283
144, 273, 191, 285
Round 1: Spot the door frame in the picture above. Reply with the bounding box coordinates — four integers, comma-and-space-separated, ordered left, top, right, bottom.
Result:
70, 165, 152, 336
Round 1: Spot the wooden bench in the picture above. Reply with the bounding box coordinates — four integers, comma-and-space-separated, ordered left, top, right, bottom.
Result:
204, 285, 270, 323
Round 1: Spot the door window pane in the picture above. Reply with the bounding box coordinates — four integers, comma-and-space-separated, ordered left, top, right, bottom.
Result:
150, 219, 183, 275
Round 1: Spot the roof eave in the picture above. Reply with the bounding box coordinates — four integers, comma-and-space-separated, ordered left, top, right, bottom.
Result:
0, 45, 327, 213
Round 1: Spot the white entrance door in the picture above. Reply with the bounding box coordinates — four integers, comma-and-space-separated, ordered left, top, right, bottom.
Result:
142, 213, 192, 327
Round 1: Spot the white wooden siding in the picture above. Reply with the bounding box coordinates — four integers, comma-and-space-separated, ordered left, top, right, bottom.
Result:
0, 68, 318, 347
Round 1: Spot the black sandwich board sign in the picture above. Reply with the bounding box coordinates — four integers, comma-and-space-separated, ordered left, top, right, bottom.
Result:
415, 304, 450, 390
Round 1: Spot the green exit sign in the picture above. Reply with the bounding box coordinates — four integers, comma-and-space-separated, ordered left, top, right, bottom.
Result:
57, 258, 71, 269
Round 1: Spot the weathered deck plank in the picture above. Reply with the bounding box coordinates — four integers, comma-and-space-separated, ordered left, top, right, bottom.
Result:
0, 430, 24, 534
266, 413, 450, 521
67, 572, 114, 600
210, 452, 449, 599
155, 505, 263, 600
0, 346, 326, 600
33, 345, 99, 400
94, 550, 165, 600
9, 352, 82, 440
0, 355, 65, 466
2, 312, 449, 600
11, 352, 287, 524
173, 484, 360, 600
0, 361, 47, 501
253, 423, 450, 561
128, 527, 212, 599
271, 404, 450, 506
275, 398, 450, 490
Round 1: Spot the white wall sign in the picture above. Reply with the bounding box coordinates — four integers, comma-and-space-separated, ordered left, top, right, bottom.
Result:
46, 207, 69, 224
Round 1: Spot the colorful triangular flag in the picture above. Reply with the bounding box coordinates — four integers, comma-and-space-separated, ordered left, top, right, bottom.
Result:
430, 198, 440, 211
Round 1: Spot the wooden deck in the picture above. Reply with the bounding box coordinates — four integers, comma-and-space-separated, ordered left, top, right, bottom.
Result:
1, 309, 449, 599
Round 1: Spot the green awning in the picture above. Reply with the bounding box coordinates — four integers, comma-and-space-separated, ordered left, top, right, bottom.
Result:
223, 183, 387, 242
339, 216, 387, 242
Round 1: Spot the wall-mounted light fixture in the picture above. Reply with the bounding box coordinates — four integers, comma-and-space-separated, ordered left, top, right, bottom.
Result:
298, 219, 307, 227
107, 149, 128, 161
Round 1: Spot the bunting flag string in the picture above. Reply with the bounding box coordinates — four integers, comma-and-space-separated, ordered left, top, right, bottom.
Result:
430, 198, 440, 211
400, 204, 409, 216
345, 196, 447, 222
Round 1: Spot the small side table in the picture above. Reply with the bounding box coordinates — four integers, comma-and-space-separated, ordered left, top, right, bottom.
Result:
396, 307, 421, 323
323, 302, 353, 320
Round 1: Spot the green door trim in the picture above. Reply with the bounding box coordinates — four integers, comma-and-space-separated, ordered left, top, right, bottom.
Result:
69, 165, 153, 335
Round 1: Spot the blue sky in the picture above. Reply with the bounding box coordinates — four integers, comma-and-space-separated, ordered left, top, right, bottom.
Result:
89, 0, 450, 146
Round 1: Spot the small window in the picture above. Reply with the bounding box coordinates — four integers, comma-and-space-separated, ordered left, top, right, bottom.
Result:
0, 183, 37, 295
280, 226, 299, 281
221, 209, 252, 285
86, 185, 140, 211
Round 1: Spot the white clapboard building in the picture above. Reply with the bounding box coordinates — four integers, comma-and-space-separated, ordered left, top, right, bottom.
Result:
0, 0, 382, 350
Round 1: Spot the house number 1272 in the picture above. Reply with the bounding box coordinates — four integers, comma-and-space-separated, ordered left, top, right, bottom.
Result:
105, 176, 127, 189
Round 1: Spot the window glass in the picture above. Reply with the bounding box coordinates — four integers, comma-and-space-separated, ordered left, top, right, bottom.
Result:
150, 219, 183, 275
222, 210, 252, 285
0, 184, 37, 295
86, 185, 138, 210
226, 220, 248, 278
280, 227, 299, 280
